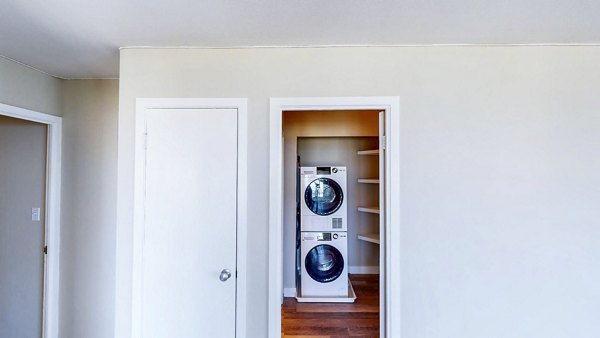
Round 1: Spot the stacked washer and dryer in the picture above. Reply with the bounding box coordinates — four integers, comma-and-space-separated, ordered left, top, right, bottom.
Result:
298, 166, 355, 302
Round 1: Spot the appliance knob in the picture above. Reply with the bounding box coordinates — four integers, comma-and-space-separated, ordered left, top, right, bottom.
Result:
333, 234, 338, 239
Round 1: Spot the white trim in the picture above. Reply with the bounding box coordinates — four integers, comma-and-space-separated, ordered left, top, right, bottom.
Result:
387, 99, 401, 338
132, 98, 248, 338
0, 103, 62, 338
0, 102, 61, 124
348, 266, 380, 274
269, 97, 400, 338
120, 43, 600, 51
283, 288, 296, 298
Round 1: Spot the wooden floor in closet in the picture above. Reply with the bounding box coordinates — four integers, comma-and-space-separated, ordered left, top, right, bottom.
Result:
281, 274, 379, 337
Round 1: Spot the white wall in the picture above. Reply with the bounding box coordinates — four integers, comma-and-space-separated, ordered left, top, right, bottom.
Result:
0, 115, 47, 337
117, 46, 600, 337
0, 56, 62, 116
60, 79, 119, 338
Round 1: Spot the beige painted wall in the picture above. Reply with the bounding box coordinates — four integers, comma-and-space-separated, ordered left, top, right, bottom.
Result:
0, 115, 47, 338
60, 79, 119, 338
0, 56, 62, 116
282, 110, 380, 291
117, 46, 600, 337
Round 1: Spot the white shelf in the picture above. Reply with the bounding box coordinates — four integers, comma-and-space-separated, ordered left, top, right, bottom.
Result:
358, 206, 380, 214
357, 149, 380, 156
357, 233, 380, 245
357, 178, 379, 184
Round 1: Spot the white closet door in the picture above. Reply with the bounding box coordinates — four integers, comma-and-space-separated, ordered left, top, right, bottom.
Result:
378, 111, 386, 338
142, 108, 238, 338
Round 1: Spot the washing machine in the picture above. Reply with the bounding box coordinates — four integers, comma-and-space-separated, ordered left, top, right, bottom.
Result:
300, 166, 347, 232
300, 231, 348, 297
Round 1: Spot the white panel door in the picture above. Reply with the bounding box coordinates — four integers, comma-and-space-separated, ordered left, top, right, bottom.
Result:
143, 108, 238, 338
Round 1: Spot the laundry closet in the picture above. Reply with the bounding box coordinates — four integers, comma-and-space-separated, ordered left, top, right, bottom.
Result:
282, 110, 383, 308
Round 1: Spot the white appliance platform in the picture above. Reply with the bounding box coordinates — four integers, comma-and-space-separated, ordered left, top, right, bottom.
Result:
295, 280, 356, 303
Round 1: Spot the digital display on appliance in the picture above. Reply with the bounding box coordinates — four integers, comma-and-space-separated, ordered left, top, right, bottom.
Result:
316, 167, 331, 175
317, 233, 332, 241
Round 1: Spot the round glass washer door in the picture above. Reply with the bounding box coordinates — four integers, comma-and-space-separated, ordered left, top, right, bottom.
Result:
304, 178, 344, 216
305, 244, 344, 283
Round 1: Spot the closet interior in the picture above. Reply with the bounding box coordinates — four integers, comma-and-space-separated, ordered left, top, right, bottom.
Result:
281, 109, 384, 336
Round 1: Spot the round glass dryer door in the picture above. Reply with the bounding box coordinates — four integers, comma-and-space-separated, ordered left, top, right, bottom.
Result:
305, 244, 344, 283
304, 178, 344, 216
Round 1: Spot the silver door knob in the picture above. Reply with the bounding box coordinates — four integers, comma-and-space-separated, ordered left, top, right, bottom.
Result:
219, 269, 232, 282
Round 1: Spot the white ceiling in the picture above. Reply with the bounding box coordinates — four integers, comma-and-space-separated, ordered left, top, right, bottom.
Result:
1, 0, 599, 79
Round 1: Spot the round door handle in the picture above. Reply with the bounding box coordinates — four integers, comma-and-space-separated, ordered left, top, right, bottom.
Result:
219, 269, 232, 282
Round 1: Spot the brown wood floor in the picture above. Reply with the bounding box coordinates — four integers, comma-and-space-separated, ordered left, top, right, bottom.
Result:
281, 274, 379, 338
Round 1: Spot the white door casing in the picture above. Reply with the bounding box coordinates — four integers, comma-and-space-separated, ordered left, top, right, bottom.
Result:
133, 99, 247, 338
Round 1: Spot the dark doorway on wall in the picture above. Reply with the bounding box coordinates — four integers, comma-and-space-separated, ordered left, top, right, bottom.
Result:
0, 115, 48, 338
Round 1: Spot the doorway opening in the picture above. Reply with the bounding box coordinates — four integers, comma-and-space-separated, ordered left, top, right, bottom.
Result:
269, 97, 400, 338
0, 103, 62, 338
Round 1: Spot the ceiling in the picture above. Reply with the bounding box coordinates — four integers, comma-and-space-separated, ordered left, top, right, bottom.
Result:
1, 0, 599, 79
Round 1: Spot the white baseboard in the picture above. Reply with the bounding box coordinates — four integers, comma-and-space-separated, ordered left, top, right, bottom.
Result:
283, 287, 297, 298
349, 266, 379, 274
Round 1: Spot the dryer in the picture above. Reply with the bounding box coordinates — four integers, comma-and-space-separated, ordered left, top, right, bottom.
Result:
300, 231, 348, 297
300, 166, 347, 232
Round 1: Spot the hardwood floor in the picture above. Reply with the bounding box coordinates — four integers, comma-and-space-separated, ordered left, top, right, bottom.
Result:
281, 274, 379, 338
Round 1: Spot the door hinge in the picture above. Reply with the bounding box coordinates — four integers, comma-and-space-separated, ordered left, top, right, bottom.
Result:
43, 246, 47, 255
381, 135, 386, 150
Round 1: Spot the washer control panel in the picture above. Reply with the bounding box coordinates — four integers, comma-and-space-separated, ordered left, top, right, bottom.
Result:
317, 233, 331, 241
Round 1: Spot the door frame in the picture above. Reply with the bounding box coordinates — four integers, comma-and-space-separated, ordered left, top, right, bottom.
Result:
132, 98, 248, 337
0, 102, 62, 338
268, 97, 401, 338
